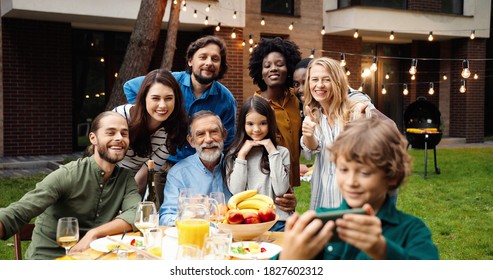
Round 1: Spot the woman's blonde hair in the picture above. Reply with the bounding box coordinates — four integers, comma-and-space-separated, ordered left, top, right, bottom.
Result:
303, 57, 350, 127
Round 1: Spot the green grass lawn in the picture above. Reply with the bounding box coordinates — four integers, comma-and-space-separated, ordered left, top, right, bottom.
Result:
1, 147, 492, 259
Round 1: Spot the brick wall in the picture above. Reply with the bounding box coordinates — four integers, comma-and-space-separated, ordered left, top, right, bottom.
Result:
407, 0, 441, 13
322, 35, 363, 87
450, 38, 486, 143
2, 18, 72, 156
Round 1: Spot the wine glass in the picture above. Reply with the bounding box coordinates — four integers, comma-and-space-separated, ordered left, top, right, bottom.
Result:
134, 201, 159, 248
209, 192, 226, 226
56, 217, 79, 255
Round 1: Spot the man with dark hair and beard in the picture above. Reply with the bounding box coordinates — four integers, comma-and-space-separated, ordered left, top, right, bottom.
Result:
0, 111, 142, 259
123, 35, 237, 163
159, 110, 233, 226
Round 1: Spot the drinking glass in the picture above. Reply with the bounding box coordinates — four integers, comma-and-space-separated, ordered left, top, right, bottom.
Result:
145, 228, 163, 258
176, 244, 202, 260
177, 188, 192, 216
209, 192, 227, 225
56, 217, 79, 255
202, 236, 231, 260
134, 201, 159, 247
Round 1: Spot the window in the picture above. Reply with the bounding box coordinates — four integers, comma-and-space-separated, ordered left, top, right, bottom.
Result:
441, 0, 463, 15
261, 0, 294, 16
338, 0, 407, 10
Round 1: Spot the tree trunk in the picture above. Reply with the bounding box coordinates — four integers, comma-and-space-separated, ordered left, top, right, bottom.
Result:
105, 0, 168, 110
161, 0, 182, 69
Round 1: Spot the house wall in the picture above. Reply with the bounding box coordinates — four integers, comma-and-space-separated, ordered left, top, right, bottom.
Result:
2, 18, 72, 156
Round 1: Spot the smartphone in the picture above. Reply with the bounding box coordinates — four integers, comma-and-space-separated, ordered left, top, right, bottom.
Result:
315, 208, 367, 242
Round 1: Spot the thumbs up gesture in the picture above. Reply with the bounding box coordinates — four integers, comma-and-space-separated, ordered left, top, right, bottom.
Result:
302, 106, 317, 138
350, 102, 369, 121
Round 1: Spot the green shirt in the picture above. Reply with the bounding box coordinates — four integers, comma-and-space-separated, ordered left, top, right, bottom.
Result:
316, 197, 440, 260
0, 156, 142, 259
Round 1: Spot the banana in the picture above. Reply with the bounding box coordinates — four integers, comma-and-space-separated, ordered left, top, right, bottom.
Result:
236, 199, 270, 210
227, 189, 258, 209
239, 208, 259, 215
250, 194, 274, 207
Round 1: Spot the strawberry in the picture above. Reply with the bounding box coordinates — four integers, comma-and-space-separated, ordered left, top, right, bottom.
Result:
261, 247, 266, 253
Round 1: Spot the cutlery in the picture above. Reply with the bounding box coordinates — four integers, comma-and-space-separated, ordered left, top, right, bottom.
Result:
94, 230, 126, 260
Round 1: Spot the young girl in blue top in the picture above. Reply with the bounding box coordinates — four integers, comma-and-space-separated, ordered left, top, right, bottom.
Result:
224, 96, 291, 231
280, 117, 439, 259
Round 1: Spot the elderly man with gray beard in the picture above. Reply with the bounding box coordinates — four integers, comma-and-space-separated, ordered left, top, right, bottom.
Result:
159, 110, 232, 226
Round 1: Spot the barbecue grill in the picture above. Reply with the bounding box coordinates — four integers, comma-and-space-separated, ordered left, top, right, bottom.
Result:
404, 96, 442, 178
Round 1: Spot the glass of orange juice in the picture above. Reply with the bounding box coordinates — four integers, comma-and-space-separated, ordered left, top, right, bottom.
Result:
177, 204, 210, 249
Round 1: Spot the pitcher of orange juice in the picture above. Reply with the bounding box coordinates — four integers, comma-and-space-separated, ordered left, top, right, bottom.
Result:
176, 203, 211, 249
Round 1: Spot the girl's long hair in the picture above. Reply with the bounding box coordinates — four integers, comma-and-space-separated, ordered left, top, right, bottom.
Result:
129, 69, 188, 157
223, 96, 278, 185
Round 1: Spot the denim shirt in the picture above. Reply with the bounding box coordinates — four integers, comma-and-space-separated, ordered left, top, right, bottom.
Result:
158, 153, 232, 226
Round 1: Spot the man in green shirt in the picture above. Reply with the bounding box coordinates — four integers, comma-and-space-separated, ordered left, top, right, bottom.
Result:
0, 111, 142, 260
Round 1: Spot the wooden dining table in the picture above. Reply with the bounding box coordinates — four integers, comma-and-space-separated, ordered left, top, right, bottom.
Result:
58, 226, 284, 260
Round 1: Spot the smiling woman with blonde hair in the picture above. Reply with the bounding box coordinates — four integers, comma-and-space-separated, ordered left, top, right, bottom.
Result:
301, 57, 390, 210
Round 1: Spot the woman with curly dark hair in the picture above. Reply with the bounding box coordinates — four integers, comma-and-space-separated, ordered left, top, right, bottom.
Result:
113, 69, 188, 196
248, 37, 302, 211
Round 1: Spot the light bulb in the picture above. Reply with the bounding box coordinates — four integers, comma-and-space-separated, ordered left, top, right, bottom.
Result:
474, 73, 479, 79
215, 22, 221, 32
205, 4, 210, 12
173, 0, 177, 5
241, 40, 245, 47
204, 16, 208, 25
261, 17, 265, 26
385, 73, 390, 80
310, 49, 315, 59
289, 22, 293, 30
345, 68, 350, 76
340, 53, 346, 67
409, 59, 417, 75
321, 26, 325, 35
233, 11, 237, 19
461, 60, 471, 78
353, 29, 359, 38
381, 84, 387, 95
428, 31, 433, 41
442, 73, 447, 80
370, 57, 378, 72
248, 34, 253, 45
231, 28, 236, 39
470, 30, 475, 40
361, 68, 371, 78
428, 82, 434, 95
193, 10, 197, 18
403, 84, 409, 95
389, 31, 395, 40
460, 80, 466, 93
249, 46, 253, 53
411, 74, 416, 80
182, 3, 187, 12
358, 83, 364, 91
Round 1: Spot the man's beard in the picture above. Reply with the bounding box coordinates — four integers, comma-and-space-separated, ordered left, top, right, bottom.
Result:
197, 142, 223, 163
193, 71, 216, 85
97, 145, 125, 164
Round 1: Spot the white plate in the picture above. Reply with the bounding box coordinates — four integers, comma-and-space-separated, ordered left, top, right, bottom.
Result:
164, 226, 218, 239
90, 235, 144, 253
229, 242, 282, 260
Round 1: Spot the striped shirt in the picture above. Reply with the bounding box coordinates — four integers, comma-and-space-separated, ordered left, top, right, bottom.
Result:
301, 92, 375, 210
113, 104, 170, 172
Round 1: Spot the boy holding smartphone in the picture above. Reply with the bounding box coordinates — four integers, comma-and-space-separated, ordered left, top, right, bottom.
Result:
279, 117, 439, 260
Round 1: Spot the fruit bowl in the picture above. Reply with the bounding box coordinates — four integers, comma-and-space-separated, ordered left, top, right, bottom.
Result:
217, 215, 279, 241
